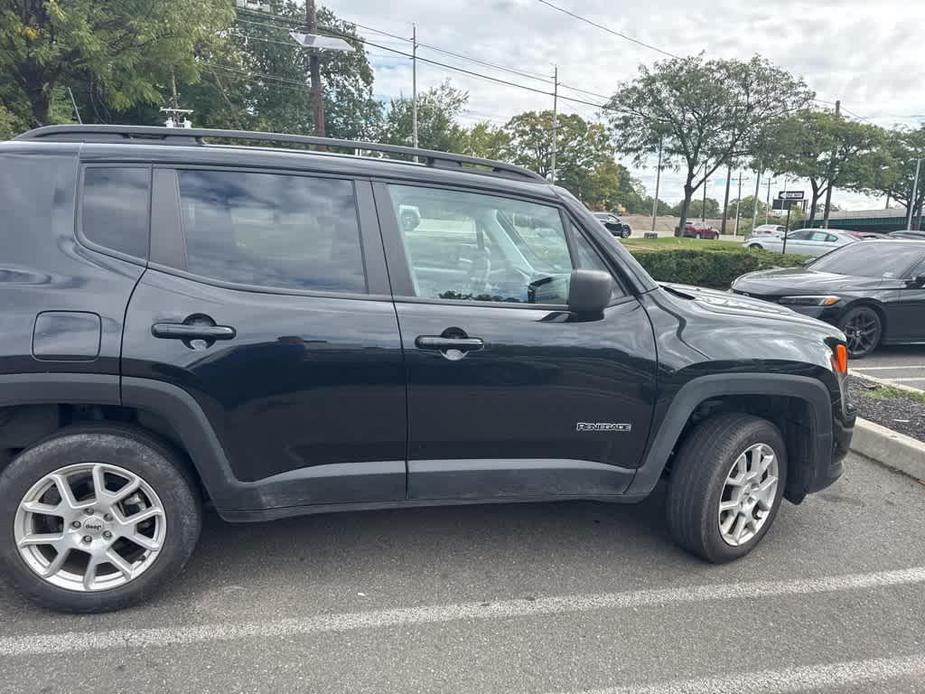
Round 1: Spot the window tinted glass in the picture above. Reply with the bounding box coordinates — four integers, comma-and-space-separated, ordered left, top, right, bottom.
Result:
809, 243, 925, 278
82, 167, 150, 258
788, 229, 812, 240
388, 184, 613, 304
176, 170, 366, 293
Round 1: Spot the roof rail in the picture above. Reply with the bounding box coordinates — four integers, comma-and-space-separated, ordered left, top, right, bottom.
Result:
16, 124, 546, 183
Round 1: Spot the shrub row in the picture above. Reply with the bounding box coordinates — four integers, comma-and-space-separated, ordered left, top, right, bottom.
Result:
627, 247, 805, 289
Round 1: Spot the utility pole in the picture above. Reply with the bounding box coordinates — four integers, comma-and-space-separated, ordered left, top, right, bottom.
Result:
651, 138, 663, 232
306, 0, 325, 137
160, 71, 193, 128
411, 23, 418, 149
765, 177, 772, 225
550, 65, 558, 184
66, 87, 82, 124
720, 164, 732, 235
908, 158, 922, 230
702, 175, 708, 222
734, 170, 743, 236
822, 99, 840, 228
752, 164, 762, 231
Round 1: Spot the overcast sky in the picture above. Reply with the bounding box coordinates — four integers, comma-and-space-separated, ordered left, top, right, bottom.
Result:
324, 0, 925, 210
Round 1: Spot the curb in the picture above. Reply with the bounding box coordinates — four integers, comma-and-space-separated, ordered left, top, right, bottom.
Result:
850, 418, 925, 483
849, 370, 925, 395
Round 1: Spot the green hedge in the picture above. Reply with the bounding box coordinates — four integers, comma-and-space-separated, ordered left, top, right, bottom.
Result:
628, 247, 805, 289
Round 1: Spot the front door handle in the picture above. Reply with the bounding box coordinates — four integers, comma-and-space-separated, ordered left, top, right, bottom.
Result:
415, 336, 484, 352
152, 323, 236, 340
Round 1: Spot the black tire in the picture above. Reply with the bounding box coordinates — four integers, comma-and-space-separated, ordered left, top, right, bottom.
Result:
666, 413, 787, 563
837, 305, 882, 358
0, 426, 202, 612
621, 229, 631, 238
748, 243, 762, 249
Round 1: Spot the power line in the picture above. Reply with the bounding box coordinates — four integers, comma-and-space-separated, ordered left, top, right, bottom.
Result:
535, 0, 680, 59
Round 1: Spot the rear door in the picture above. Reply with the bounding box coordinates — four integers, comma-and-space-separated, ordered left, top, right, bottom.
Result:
374, 181, 658, 501
889, 255, 925, 341
122, 166, 407, 509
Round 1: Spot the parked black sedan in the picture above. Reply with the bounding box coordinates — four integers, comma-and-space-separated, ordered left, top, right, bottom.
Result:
592, 212, 632, 238
731, 240, 925, 357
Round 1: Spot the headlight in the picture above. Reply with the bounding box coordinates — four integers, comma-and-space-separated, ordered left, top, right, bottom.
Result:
778, 295, 841, 306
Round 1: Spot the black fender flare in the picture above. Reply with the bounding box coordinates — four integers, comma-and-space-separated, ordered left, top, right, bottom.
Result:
627, 373, 835, 496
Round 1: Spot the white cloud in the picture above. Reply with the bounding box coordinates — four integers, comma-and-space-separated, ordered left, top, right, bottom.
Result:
324, 0, 924, 208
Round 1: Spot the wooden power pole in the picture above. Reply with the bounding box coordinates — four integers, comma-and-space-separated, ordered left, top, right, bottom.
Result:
306, 0, 325, 137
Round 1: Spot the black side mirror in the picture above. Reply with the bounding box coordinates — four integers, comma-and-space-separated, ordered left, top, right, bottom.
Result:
567, 270, 613, 317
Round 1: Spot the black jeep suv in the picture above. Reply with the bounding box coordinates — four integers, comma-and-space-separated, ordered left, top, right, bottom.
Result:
0, 126, 854, 613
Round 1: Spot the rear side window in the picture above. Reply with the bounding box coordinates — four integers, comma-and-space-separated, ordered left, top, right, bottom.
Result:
81, 167, 151, 259
175, 170, 366, 293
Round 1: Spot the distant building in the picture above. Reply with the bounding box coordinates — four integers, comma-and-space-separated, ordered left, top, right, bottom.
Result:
805, 207, 920, 232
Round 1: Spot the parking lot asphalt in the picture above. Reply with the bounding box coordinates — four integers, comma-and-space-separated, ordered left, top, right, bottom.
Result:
1, 452, 924, 693
853, 345, 925, 391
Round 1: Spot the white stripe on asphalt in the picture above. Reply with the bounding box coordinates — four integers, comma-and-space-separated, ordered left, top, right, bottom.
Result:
2, 566, 925, 658
854, 365, 925, 371
887, 377, 925, 383
564, 653, 925, 694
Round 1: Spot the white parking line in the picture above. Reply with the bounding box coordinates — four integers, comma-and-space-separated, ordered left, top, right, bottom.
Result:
853, 365, 925, 371
563, 653, 925, 694
2, 566, 924, 658
887, 377, 925, 383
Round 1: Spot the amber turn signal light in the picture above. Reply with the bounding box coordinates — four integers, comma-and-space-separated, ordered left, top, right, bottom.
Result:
831, 343, 848, 375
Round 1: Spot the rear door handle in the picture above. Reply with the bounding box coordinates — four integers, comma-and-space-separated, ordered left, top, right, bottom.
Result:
151, 323, 236, 340
415, 336, 484, 352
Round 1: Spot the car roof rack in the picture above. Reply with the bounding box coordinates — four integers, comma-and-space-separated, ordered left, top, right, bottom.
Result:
16, 124, 546, 183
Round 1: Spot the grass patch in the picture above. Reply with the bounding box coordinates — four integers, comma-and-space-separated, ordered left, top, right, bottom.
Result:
621, 236, 741, 251
853, 379, 925, 405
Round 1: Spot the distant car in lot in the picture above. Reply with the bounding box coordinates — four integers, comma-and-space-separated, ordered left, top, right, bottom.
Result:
751, 224, 786, 237
675, 220, 719, 239
889, 230, 925, 240
842, 230, 887, 240
732, 240, 925, 357
745, 228, 857, 257
592, 212, 632, 238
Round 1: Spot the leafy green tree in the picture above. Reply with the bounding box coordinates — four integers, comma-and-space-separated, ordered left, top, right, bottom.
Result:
0, 102, 22, 139
0, 0, 234, 126
725, 195, 766, 221
608, 55, 813, 239
758, 109, 887, 224
459, 121, 510, 159
382, 80, 468, 151
638, 196, 672, 216
673, 197, 720, 218
849, 127, 925, 225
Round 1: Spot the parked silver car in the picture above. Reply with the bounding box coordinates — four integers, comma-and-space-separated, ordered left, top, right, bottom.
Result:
745, 228, 858, 257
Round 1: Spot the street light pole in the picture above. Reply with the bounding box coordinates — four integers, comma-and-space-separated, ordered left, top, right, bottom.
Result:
752, 164, 762, 231
909, 158, 922, 230
734, 170, 743, 236
411, 23, 418, 149
306, 0, 325, 137
651, 138, 663, 233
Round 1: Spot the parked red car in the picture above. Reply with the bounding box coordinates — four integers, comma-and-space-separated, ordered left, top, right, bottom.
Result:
675, 220, 720, 239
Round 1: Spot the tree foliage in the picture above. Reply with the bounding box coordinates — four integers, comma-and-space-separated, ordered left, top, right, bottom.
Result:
758, 109, 887, 223
0, 0, 234, 126
382, 80, 468, 151
849, 127, 925, 222
608, 54, 813, 236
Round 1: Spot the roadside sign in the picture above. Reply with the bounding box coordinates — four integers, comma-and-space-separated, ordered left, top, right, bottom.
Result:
778, 190, 804, 201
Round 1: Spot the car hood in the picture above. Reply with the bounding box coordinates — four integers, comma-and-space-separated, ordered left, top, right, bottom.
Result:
661, 283, 806, 320
730, 267, 891, 295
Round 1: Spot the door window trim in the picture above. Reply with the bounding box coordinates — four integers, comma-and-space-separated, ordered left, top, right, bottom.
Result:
76, 163, 153, 266
372, 180, 629, 310
148, 165, 391, 298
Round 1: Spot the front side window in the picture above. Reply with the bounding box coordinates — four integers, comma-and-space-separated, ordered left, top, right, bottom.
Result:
387, 184, 612, 304
81, 167, 151, 259
175, 170, 366, 293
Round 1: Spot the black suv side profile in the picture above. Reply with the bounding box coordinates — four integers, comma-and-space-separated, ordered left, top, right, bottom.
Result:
0, 126, 854, 613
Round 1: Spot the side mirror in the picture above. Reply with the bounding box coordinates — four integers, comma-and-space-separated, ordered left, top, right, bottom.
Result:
567, 270, 613, 317
907, 273, 925, 288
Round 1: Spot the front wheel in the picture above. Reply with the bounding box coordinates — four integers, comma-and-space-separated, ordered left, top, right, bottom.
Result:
0, 427, 202, 612
748, 243, 762, 249
621, 229, 631, 238
666, 414, 787, 563
838, 305, 882, 358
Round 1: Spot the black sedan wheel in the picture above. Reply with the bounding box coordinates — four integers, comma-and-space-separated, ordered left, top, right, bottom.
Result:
621, 229, 631, 238
838, 306, 882, 358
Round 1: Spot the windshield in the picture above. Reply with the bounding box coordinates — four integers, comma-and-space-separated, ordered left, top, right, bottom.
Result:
808, 242, 925, 278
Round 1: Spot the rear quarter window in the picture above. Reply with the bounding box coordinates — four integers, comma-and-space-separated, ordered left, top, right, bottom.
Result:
80, 167, 151, 259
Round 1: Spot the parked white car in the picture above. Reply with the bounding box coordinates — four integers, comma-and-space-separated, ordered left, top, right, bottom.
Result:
751, 224, 787, 237
744, 228, 858, 257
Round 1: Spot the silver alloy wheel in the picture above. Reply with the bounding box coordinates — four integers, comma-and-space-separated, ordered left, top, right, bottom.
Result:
717, 443, 779, 547
14, 463, 166, 592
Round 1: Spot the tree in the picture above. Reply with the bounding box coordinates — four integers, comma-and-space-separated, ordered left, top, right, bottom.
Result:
758, 109, 887, 224
0, 103, 21, 139
608, 54, 813, 238
849, 127, 925, 226
459, 121, 510, 159
673, 197, 720, 219
725, 195, 765, 221
0, 0, 234, 126
382, 80, 467, 152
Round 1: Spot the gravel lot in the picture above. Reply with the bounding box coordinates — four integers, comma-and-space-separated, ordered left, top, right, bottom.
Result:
1, 452, 924, 693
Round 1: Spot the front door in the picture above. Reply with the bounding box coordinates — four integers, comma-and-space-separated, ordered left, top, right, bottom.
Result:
122, 167, 407, 509
374, 182, 658, 501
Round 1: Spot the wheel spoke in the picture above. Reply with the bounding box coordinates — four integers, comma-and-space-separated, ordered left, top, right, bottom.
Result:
41, 548, 71, 578
731, 514, 747, 543
128, 532, 160, 552
126, 506, 162, 524
110, 476, 142, 504
49, 473, 81, 511
719, 499, 739, 512
105, 550, 134, 580
83, 556, 100, 590
17, 533, 64, 548
91, 464, 108, 501
21, 500, 61, 516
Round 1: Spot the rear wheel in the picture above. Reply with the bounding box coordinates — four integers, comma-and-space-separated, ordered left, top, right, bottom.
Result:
748, 243, 762, 249
666, 414, 787, 563
838, 306, 882, 358
0, 427, 202, 612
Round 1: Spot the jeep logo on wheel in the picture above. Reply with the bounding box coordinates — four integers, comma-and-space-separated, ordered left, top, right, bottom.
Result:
84, 522, 103, 532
